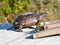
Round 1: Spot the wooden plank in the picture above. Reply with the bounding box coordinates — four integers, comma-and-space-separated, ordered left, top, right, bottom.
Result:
33, 28, 60, 39
44, 23, 60, 30
44, 20, 60, 25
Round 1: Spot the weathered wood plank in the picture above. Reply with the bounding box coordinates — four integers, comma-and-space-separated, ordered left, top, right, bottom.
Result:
33, 28, 60, 39
44, 23, 60, 30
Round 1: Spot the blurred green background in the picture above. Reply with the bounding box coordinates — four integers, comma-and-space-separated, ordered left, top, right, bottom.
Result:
0, 0, 60, 23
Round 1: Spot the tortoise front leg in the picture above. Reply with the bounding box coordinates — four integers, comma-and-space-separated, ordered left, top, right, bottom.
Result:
18, 25, 23, 32
35, 22, 40, 32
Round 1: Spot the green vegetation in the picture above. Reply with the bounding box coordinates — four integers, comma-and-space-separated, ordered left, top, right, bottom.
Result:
0, 0, 59, 23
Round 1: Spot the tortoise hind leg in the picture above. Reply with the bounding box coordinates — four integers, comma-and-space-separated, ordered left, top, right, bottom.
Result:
18, 25, 23, 32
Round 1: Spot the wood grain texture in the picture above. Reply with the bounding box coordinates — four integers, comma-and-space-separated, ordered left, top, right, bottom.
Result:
33, 28, 60, 39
